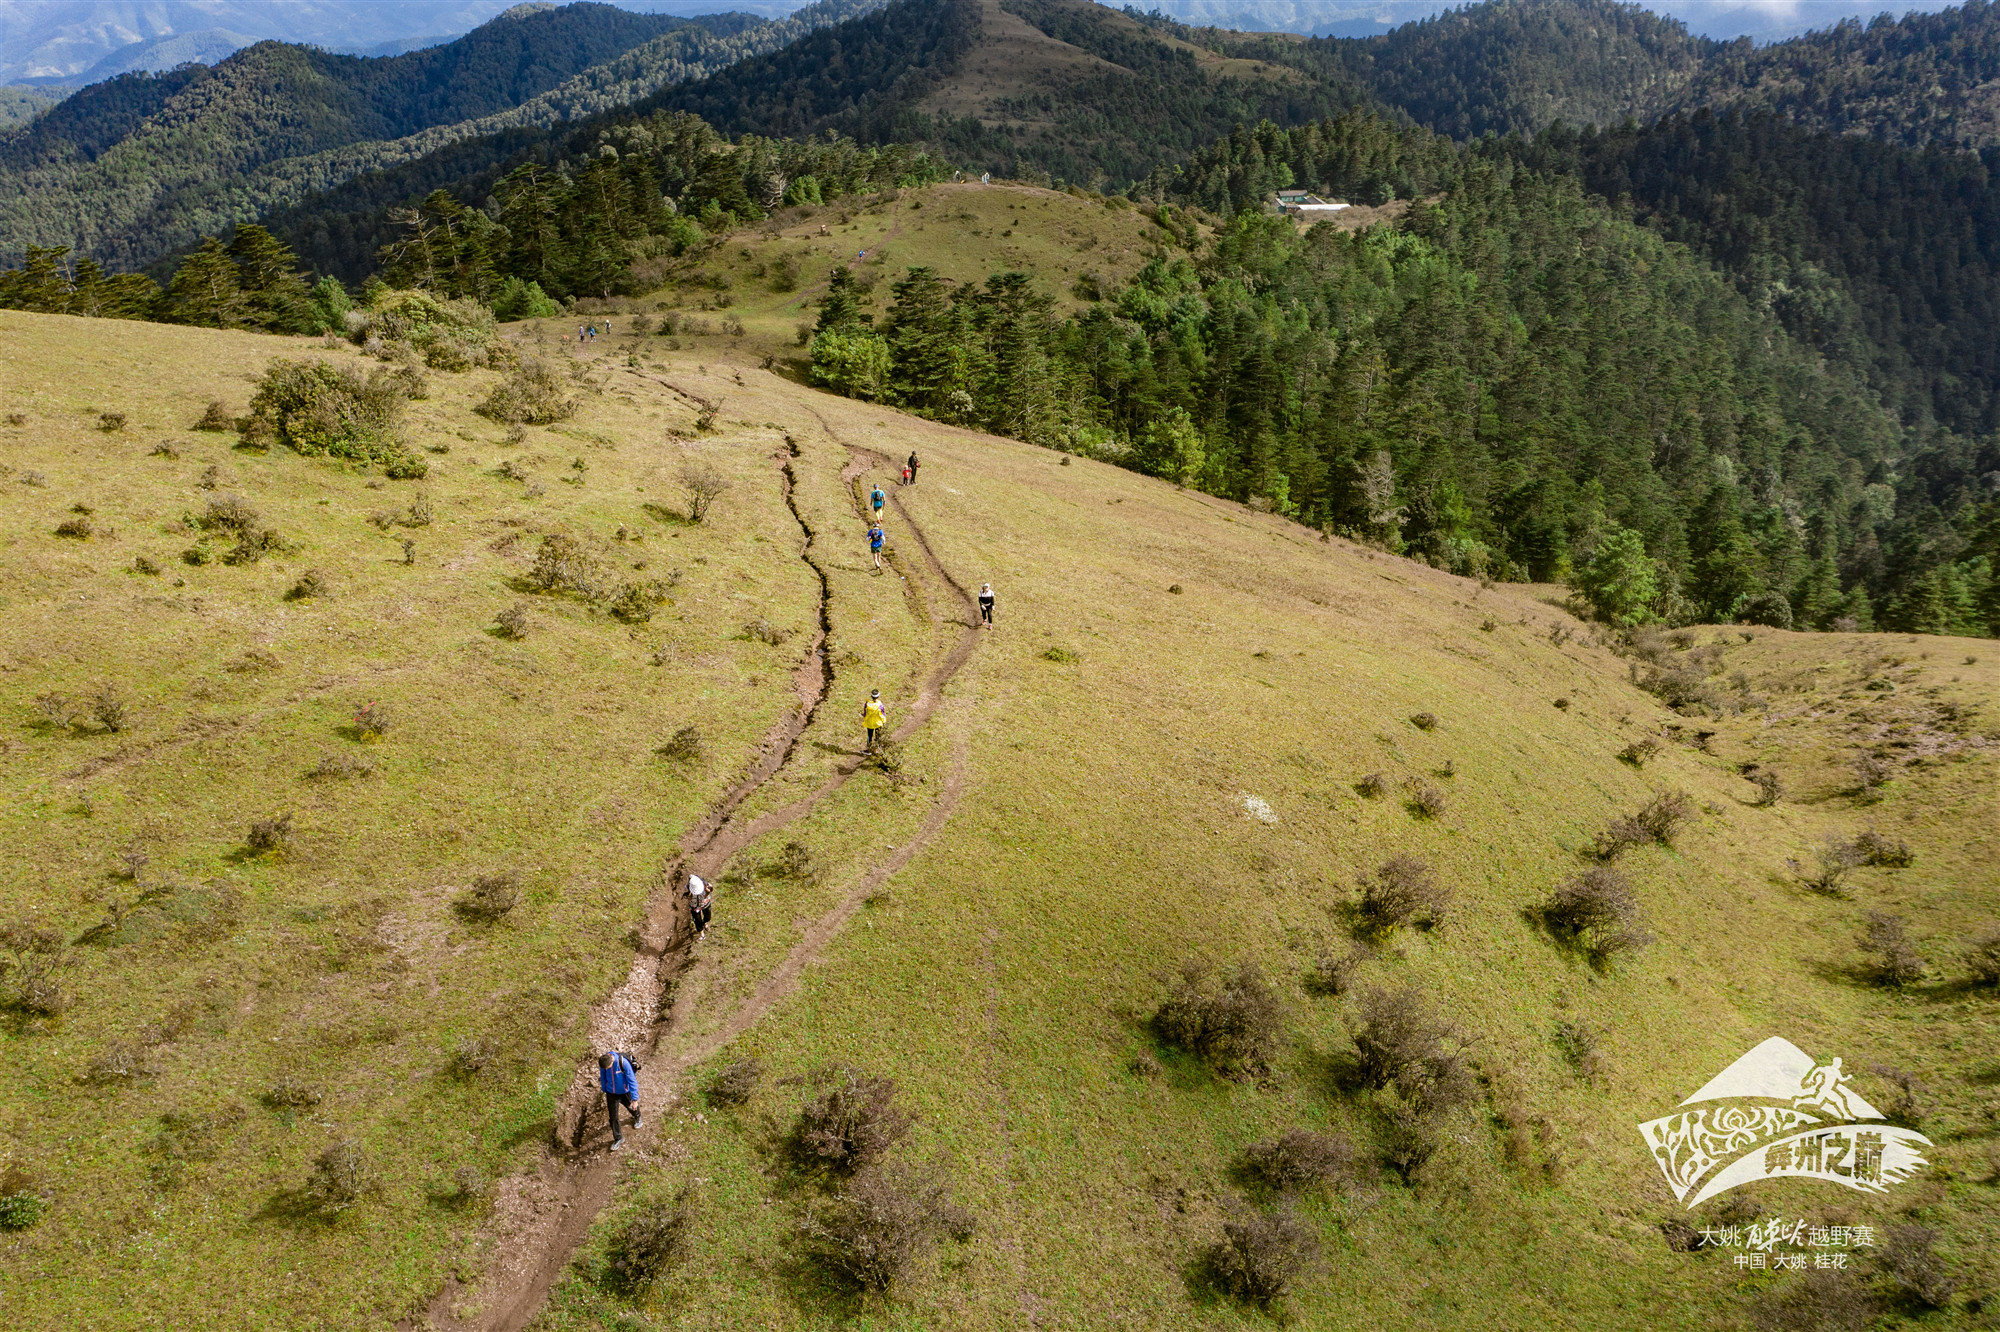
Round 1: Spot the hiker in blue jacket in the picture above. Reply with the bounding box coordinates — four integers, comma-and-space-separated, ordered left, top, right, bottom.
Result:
870, 483, 886, 518
599, 1050, 642, 1150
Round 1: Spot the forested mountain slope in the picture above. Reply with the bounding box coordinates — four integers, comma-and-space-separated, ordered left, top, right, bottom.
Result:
0, 0, 887, 273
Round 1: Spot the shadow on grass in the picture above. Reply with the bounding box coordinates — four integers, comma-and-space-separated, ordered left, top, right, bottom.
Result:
249, 1188, 338, 1229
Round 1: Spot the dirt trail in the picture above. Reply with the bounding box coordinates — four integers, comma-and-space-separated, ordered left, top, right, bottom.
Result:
429, 407, 982, 1332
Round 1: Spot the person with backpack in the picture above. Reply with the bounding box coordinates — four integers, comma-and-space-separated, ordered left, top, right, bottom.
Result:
868, 521, 885, 570
862, 689, 886, 751
870, 483, 886, 518
598, 1050, 642, 1150
688, 873, 712, 937
906, 451, 920, 485
978, 582, 995, 626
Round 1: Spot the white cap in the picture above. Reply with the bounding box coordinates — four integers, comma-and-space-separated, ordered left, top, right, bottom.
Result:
688, 874, 706, 892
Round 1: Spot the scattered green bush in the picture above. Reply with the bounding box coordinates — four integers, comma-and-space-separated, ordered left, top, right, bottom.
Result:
1, 920, 76, 1016
1238, 1129, 1355, 1194
243, 360, 422, 475
246, 812, 293, 855
193, 400, 234, 432
1858, 912, 1924, 987
494, 602, 531, 639
262, 1076, 323, 1108
1303, 946, 1369, 996
526, 533, 602, 597
303, 1138, 369, 1216
1595, 791, 1695, 859
799, 1163, 972, 1293
0, 1190, 46, 1231
1204, 1208, 1317, 1310
476, 356, 576, 425
707, 1058, 763, 1107
1968, 927, 2000, 987
607, 1185, 699, 1290
1357, 855, 1449, 933
455, 872, 520, 922
1540, 867, 1652, 962
657, 725, 704, 763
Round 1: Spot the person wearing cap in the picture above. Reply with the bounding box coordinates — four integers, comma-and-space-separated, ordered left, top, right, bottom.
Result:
862, 690, 886, 751
978, 582, 995, 626
868, 520, 885, 570
598, 1050, 642, 1149
870, 483, 886, 518
687, 872, 712, 937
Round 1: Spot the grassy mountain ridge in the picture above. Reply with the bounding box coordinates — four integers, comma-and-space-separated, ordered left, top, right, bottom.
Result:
0, 308, 1992, 1328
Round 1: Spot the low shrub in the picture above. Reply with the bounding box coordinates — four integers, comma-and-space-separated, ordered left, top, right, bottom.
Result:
455, 872, 520, 922
1356, 771, 1387, 798
1877, 1224, 1956, 1308
607, 1185, 699, 1290
352, 701, 391, 739
1203, 1208, 1316, 1309
1303, 946, 1368, 997
262, 1076, 323, 1108
791, 1066, 915, 1175
305, 752, 372, 780
1404, 778, 1448, 819
87, 682, 128, 733
799, 1162, 972, 1293
1357, 854, 1450, 932
1153, 959, 1282, 1077
676, 459, 732, 522
1858, 912, 1924, 987
1968, 927, 2000, 987
243, 360, 422, 475
303, 1138, 369, 1216
608, 579, 672, 624
476, 356, 577, 425
446, 1036, 497, 1079
494, 602, 531, 639
193, 400, 234, 432
706, 1058, 762, 1107
1852, 751, 1894, 791
1540, 867, 1652, 962
0, 1190, 46, 1231
1553, 1018, 1606, 1081
246, 813, 293, 854
1408, 712, 1438, 731
132, 554, 161, 576
1864, 1063, 1928, 1125
1348, 986, 1465, 1100
82, 1042, 150, 1086
1750, 1269, 1877, 1332
1748, 768, 1783, 806
98, 412, 126, 431
285, 568, 331, 601
1851, 830, 1913, 867
53, 515, 92, 539
526, 533, 602, 598
657, 725, 704, 763
742, 617, 791, 645
2, 921, 78, 1016
772, 841, 821, 884
1791, 835, 1865, 894
1595, 792, 1695, 858
1041, 646, 1079, 663
1238, 1128, 1355, 1194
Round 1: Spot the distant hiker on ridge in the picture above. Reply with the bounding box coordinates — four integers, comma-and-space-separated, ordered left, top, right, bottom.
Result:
863, 690, 886, 751
868, 521, 885, 570
598, 1050, 642, 1150
687, 872, 712, 938
979, 582, 995, 626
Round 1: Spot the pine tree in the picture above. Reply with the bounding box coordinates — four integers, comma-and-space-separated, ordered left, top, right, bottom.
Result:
167, 239, 248, 328
814, 264, 868, 338
884, 266, 960, 415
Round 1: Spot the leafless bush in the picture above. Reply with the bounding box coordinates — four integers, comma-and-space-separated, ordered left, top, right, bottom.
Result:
455, 872, 520, 922
351, 701, 391, 739
1595, 792, 1695, 859
193, 401, 234, 431
246, 813, 293, 854
262, 1075, 323, 1108
54, 515, 93, 539
1791, 835, 1866, 894
446, 1036, 497, 1079
1553, 1018, 1606, 1081
1751, 1269, 1878, 1332
1541, 867, 1652, 962
1748, 768, 1782, 806
1852, 751, 1893, 792
306, 752, 372, 780
791, 1066, 915, 1175
1864, 1063, 1929, 1125
1153, 959, 1282, 1077
82, 1041, 150, 1086
1, 921, 77, 1016
403, 491, 433, 527
1851, 830, 1913, 867
1238, 1129, 1355, 1194
304, 1138, 370, 1215
677, 459, 732, 522
1408, 711, 1438, 731
1968, 927, 2000, 987
1303, 946, 1368, 996
286, 568, 330, 601
706, 1058, 762, 1107
607, 1185, 698, 1289
772, 841, 821, 884
1357, 854, 1450, 932
1203, 1208, 1317, 1309
742, 617, 792, 645
1348, 987, 1468, 1105
1877, 1224, 1956, 1308
494, 602, 531, 639
1404, 778, 1448, 819
97, 412, 126, 431
799, 1162, 973, 1292
87, 682, 128, 733
1858, 912, 1924, 987
657, 725, 704, 763
132, 554, 161, 576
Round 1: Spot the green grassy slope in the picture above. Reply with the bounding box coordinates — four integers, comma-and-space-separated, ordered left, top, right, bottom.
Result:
0, 312, 1994, 1329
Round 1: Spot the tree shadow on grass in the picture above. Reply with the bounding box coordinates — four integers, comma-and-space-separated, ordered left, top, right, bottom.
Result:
249, 1188, 337, 1229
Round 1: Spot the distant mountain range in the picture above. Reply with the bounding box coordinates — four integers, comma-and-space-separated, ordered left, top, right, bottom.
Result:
0, 0, 1966, 88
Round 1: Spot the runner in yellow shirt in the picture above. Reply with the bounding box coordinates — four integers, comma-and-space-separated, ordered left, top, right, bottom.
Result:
862, 689, 886, 751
